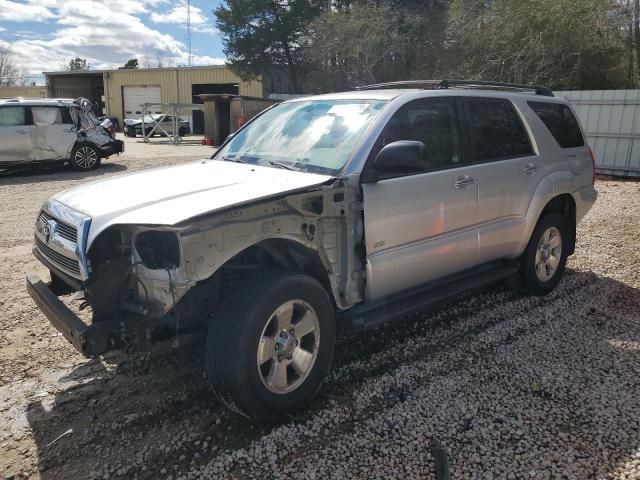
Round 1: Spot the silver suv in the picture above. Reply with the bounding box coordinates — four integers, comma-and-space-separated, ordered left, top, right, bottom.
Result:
27, 80, 597, 421
0, 97, 123, 171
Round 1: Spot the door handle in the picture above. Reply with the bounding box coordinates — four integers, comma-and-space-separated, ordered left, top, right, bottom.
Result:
16, 130, 28, 134
523, 163, 537, 174
453, 176, 474, 188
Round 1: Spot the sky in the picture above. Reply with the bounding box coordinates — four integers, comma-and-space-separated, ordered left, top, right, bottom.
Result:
0, 0, 227, 84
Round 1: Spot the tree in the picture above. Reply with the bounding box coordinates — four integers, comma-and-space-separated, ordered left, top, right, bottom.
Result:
0, 43, 24, 86
446, 0, 628, 89
307, 1, 448, 91
119, 58, 139, 69
215, 0, 324, 92
67, 57, 90, 71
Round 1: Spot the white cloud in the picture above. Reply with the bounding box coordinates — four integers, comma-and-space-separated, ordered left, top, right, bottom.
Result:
0, 0, 57, 22
0, 0, 222, 77
150, 1, 217, 34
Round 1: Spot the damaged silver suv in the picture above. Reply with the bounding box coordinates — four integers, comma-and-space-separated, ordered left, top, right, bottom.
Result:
0, 97, 123, 170
27, 80, 597, 421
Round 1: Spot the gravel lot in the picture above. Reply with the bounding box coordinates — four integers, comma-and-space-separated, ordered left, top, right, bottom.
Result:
0, 142, 639, 480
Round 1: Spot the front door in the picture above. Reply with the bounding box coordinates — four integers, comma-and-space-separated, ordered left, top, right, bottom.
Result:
31, 106, 77, 161
361, 97, 479, 301
0, 106, 34, 164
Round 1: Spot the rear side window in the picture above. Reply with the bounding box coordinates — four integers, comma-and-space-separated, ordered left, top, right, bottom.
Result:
0, 107, 29, 127
32, 107, 63, 126
528, 101, 584, 148
466, 98, 533, 162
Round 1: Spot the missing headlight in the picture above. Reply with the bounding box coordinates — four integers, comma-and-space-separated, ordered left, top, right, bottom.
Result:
135, 231, 180, 270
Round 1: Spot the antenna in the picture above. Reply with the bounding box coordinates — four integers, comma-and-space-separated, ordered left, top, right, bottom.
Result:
186, 0, 192, 66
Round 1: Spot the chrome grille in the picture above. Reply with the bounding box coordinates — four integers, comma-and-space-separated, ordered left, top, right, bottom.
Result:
38, 210, 78, 242
34, 237, 81, 276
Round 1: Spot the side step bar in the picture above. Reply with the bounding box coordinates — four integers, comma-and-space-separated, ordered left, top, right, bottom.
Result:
340, 261, 519, 331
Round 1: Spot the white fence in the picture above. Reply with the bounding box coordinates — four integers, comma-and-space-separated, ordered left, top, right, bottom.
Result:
556, 90, 640, 178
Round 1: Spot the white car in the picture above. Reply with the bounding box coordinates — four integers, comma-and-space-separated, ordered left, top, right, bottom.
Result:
0, 97, 123, 170
123, 114, 190, 138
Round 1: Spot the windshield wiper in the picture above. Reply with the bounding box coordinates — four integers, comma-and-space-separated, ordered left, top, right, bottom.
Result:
267, 160, 297, 171
223, 155, 248, 164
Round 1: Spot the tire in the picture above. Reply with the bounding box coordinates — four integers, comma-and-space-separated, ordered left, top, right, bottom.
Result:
69, 144, 101, 171
178, 126, 187, 137
206, 269, 336, 421
510, 212, 569, 296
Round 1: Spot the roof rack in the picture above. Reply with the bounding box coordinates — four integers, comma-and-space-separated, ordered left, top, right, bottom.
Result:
355, 79, 554, 97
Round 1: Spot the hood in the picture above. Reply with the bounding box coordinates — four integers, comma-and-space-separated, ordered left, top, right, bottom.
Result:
53, 160, 333, 246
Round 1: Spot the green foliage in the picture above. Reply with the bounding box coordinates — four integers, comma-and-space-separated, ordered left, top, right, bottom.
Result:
215, 0, 634, 92
67, 57, 90, 71
215, 0, 325, 92
446, 0, 629, 89
119, 58, 139, 70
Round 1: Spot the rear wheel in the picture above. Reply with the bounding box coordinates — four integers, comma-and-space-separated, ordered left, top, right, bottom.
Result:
510, 212, 568, 295
69, 144, 101, 171
205, 270, 335, 421
178, 126, 187, 137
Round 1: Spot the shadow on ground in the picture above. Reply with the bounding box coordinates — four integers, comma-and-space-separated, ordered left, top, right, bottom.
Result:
0, 162, 127, 186
24, 270, 640, 479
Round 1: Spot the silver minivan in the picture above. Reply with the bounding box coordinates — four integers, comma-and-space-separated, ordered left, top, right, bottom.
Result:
0, 97, 124, 171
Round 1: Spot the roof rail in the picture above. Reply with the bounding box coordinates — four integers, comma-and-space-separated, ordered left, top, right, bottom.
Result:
355, 79, 554, 97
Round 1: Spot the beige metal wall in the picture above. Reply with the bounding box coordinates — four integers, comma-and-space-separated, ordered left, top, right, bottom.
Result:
104, 67, 263, 122
0, 86, 47, 98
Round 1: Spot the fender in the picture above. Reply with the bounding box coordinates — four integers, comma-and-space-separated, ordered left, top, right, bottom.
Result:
515, 170, 576, 256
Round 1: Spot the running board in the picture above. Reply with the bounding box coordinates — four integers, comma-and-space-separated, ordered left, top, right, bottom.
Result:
340, 261, 519, 331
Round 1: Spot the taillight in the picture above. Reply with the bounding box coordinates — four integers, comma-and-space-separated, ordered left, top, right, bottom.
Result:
588, 147, 596, 184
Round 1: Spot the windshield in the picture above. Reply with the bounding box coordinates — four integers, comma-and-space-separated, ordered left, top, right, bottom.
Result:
215, 99, 387, 175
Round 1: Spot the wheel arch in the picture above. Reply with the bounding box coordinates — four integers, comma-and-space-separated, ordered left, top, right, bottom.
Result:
518, 176, 578, 256
221, 238, 338, 307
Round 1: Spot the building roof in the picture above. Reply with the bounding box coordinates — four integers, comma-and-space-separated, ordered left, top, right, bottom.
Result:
43, 65, 230, 77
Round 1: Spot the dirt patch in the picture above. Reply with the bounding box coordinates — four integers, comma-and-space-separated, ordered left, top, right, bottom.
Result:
0, 166, 639, 479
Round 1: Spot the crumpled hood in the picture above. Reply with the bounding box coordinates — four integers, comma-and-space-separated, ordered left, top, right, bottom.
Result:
53, 160, 333, 246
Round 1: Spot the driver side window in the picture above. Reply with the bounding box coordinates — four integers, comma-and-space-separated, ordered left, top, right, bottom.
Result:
372, 98, 465, 174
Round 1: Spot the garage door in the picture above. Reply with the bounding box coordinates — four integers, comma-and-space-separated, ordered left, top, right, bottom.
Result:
123, 86, 161, 120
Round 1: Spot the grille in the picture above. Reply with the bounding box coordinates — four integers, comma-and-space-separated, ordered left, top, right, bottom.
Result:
38, 210, 78, 243
35, 237, 81, 276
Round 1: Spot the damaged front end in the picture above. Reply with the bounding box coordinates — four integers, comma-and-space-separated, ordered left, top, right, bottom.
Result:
28, 200, 200, 357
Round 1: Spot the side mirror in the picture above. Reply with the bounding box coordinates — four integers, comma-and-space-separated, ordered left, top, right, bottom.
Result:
371, 140, 426, 178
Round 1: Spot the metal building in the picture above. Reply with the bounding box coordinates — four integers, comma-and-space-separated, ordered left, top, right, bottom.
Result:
0, 85, 46, 98
557, 89, 640, 178
43, 66, 263, 134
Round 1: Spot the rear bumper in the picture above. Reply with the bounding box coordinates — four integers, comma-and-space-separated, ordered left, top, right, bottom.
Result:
573, 184, 598, 224
98, 139, 124, 157
26, 273, 110, 358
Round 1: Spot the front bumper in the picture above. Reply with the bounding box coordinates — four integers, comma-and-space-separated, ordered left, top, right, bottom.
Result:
26, 273, 110, 358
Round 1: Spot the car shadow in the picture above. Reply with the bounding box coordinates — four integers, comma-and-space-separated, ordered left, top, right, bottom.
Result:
0, 162, 128, 186
22, 270, 640, 479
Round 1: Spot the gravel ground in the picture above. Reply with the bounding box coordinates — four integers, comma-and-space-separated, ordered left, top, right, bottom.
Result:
0, 150, 639, 480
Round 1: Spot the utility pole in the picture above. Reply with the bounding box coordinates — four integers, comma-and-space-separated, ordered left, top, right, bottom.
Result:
186, 0, 192, 66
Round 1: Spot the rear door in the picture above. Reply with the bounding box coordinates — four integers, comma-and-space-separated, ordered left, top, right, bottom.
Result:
463, 97, 540, 263
361, 97, 479, 301
0, 106, 34, 164
31, 106, 77, 161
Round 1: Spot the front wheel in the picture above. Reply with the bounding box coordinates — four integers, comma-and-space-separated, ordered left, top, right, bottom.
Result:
510, 212, 569, 295
206, 270, 335, 421
69, 144, 101, 171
